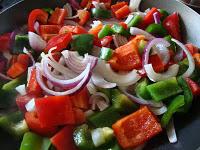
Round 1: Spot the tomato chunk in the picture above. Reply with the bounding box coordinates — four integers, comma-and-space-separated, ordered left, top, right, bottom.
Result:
39, 25, 61, 35
59, 25, 87, 35
48, 8, 67, 25
149, 54, 165, 73
7, 62, 27, 78
112, 106, 162, 149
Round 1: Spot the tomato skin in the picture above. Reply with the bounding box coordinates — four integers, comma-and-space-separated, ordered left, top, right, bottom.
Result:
35, 96, 75, 127
0, 33, 11, 51
45, 32, 72, 53
185, 78, 200, 96
163, 12, 181, 41
17, 54, 30, 67
48, 8, 67, 25
28, 9, 48, 32
78, 10, 90, 26
25, 111, 58, 137
51, 126, 78, 150
7, 62, 27, 78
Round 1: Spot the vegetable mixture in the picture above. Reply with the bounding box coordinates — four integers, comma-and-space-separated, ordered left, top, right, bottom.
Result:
0, 0, 200, 149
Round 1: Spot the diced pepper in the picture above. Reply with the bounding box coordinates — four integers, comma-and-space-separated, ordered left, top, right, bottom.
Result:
147, 77, 182, 101
73, 124, 95, 150
7, 62, 27, 78
114, 5, 130, 19
163, 12, 182, 41
185, 78, 200, 96
13, 35, 31, 54
41, 34, 57, 41
143, 7, 161, 26
111, 24, 130, 36
20, 132, 51, 150
99, 47, 113, 61
149, 54, 165, 73
146, 24, 167, 37
17, 54, 30, 67
193, 53, 200, 68
35, 96, 75, 127
127, 15, 143, 28
39, 25, 61, 35
78, 9, 90, 26
48, 8, 67, 25
161, 95, 185, 127
88, 23, 103, 38
91, 8, 111, 19
71, 34, 94, 56
2, 76, 26, 91
119, 22, 128, 30
111, 2, 128, 13
98, 25, 112, 39
28, 9, 48, 32
51, 126, 77, 150
101, 36, 113, 47
59, 25, 87, 35
159, 9, 169, 21
0, 33, 11, 51
177, 76, 193, 113
25, 111, 58, 137
112, 106, 162, 149
88, 107, 121, 127
45, 32, 72, 52
135, 78, 152, 100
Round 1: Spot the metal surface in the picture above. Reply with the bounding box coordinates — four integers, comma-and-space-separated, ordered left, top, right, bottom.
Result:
0, 0, 200, 150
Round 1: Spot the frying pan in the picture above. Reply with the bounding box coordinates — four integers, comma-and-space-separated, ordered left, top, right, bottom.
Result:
0, 0, 200, 149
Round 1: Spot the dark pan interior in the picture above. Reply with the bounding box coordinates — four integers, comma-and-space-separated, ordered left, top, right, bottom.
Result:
0, 0, 200, 149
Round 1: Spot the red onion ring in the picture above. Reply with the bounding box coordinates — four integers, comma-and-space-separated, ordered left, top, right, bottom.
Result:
153, 12, 161, 24
130, 27, 155, 40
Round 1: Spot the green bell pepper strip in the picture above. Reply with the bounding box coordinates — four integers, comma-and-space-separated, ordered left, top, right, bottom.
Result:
146, 24, 167, 37
177, 76, 193, 113
98, 25, 113, 39
13, 34, 31, 54
111, 89, 138, 114
20, 132, 51, 150
164, 35, 177, 52
73, 124, 95, 150
43, 8, 54, 14
99, 47, 113, 61
159, 9, 169, 21
127, 15, 143, 28
111, 24, 130, 37
88, 107, 121, 127
138, 39, 147, 55
91, 8, 111, 19
71, 34, 94, 56
135, 78, 152, 100
161, 95, 185, 128
2, 76, 26, 91
147, 77, 183, 101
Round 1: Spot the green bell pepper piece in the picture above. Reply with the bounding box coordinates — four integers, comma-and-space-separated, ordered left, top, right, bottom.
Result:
13, 35, 31, 54
146, 24, 167, 37
73, 124, 95, 150
147, 77, 182, 101
138, 39, 147, 55
20, 132, 51, 150
2, 76, 26, 91
88, 107, 121, 127
127, 15, 143, 28
159, 9, 169, 21
161, 95, 185, 127
111, 24, 130, 36
177, 76, 193, 113
98, 25, 113, 39
71, 34, 94, 56
91, 8, 111, 19
135, 78, 152, 100
111, 89, 138, 114
99, 47, 113, 61
43, 8, 54, 14
164, 35, 177, 52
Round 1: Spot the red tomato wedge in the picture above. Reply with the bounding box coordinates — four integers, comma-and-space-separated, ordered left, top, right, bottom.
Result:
185, 78, 200, 96
48, 8, 67, 25
39, 25, 61, 35
7, 62, 27, 78
59, 25, 87, 35
112, 106, 162, 149
143, 7, 161, 26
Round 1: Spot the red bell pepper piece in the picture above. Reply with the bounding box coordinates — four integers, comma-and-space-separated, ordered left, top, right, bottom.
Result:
28, 9, 48, 32
74, 108, 86, 124
0, 33, 11, 51
88, 23, 103, 38
45, 32, 72, 53
149, 54, 165, 73
48, 8, 67, 25
119, 22, 128, 30
185, 43, 199, 56
51, 126, 78, 150
78, 9, 90, 26
112, 106, 162, 149
27, 68, 43, 97
41, 34, 58, 41
101, 36, 113, 47
114, 5, 130, 19
185, 78, 200, 96
17, 54, 30, 67
71, 87, 90, 110
111, 2, 128, 13
25, 111, 58, 137
59, 25, 87, 35
7, 62, 27, 78
81, 0, 90, 8
39, 25, 61, 35
35, 96, 75, 127
143, 7, 161, 26
193, 53, 200, 68
163, 12, 181, 41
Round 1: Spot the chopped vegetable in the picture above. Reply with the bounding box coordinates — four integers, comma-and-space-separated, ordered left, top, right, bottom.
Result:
13, 35, 31, 54
127, 15, 143, 28
111, 24, 129, 36
99, 47, 113, 61
48, 8, 67, 25
98, 25, 112, 39
146, 23, 167, 37
91, 8, 111, 19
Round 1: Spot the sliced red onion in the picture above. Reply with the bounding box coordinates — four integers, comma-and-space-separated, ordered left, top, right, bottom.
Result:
34, 21, 40, 34
155, 44, 170, 65
28, 32, 47, 51
35, 63, 91, 96
25, 98, 35, 112
95, 60, 141, 86
85, 109, 95, 117
3, 51, 12, 63
91, 72, 116, 88
153, 12, 161, 24
63, 3, 73, 17
171, 38, 195, 78
27, 66, 34, 84
119, 86, 163, 108
129, 0, 142, 12
113, 34, 128, 47
87, 82, 97, 94
150, 105, 167, 115
64, 20, 79, 26
143, 38, 171, 66
144, 64, 179, 82
130, 27, 155, 40
0, 73, 13, 81
62, 50, 98, 73
15, 84, 27, 95
91, 46, 101, 57
174, 49, 184, 62
46, 80, 54, 90
92, 1, 106, 9
23, 47, 35, 66
96, 100, 109, 111
68, 0, 80, 10
166, 119, 177, 143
